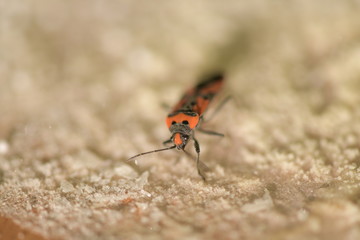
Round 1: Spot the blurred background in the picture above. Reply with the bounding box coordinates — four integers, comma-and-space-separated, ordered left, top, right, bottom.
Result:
2, 0, 360, 161
1, 0, 360, 239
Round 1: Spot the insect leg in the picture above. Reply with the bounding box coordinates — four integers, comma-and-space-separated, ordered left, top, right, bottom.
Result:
203, 96, 232, 123
193, 137, 206, 181
161, 103, 171, 111
182, 149, 210, 172
197, 128, 224, 137
163, 139, 173, 146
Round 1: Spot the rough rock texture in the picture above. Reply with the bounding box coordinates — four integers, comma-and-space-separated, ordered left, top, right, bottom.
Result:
1, 0, 360, 239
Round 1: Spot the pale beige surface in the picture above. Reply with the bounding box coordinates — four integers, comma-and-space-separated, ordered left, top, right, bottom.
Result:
1, 1, 360, 240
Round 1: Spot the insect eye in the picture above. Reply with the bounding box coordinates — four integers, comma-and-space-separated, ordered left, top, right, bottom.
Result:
172, 121, 176, 125
182, 120, 189, 125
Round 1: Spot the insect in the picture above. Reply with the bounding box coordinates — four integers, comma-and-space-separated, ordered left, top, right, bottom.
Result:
128, 73, 226, 180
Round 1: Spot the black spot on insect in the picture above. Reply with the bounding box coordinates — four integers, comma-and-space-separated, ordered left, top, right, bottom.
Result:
203, 95, 210, 100
172, 121, 176, 125
182, 120, 189, 125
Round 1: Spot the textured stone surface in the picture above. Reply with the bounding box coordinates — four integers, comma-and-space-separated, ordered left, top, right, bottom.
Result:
1, 1, 360, 239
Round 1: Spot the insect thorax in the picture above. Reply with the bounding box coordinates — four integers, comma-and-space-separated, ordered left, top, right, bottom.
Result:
166, 110, 200, 130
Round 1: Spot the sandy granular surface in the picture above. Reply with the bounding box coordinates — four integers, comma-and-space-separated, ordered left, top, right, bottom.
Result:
1, 1, 360, 239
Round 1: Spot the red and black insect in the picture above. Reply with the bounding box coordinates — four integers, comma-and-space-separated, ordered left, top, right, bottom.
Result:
128, 73, 226, 180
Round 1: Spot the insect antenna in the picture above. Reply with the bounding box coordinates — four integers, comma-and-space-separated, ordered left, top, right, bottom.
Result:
127, 145, 176, 162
